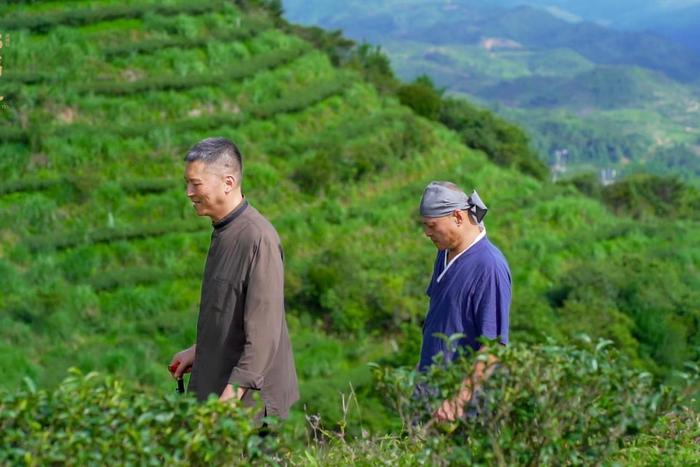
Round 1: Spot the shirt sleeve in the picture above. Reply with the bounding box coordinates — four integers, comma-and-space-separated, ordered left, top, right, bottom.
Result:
228, 234, 285, 390
472, 264, 511, 345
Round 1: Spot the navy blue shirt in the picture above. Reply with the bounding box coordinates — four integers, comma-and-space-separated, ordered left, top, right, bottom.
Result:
419, 235, 511, 371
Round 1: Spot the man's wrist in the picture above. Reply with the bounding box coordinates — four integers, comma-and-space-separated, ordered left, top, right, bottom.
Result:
457, 387, 472, 404
219, 384, 246, 402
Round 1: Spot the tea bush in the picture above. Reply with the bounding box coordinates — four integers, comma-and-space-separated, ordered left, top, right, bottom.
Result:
3, 342, 696, 465
0, 1, 229, 32
0, 370, 280, 465
368, 338, 699, 465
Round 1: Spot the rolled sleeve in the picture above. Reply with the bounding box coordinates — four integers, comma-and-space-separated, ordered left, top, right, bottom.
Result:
229, 367, 264, 390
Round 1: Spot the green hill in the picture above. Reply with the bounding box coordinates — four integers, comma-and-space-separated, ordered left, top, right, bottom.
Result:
285, 1, 700, 82
477, 66, 677, 110
0, 0, 698, 462
284, 0, 700, 185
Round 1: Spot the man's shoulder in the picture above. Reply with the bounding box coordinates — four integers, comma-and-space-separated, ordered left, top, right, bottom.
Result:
463, 238, 510, 276
482, 238, 509, 266
237, 205, 281, 246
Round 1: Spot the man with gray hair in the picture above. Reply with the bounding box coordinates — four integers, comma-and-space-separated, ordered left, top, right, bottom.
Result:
169, 137, 299, 420
419, 181, 511, 422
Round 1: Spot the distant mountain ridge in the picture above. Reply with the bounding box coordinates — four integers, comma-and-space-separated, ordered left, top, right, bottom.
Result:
302, 2, 700, 83
484, 0, 700, 53
283, 0, 700, 182
639, 4, 700, 54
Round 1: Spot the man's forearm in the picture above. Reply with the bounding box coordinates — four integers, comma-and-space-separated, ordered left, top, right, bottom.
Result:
457, 353, 498, 403
434, 348, 500, 422
220, 384, 247, 402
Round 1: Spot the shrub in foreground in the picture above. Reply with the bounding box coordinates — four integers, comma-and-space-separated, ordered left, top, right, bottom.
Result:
0, 370, 280, 465
2, 342, 697, 465
369, 338, 698, 465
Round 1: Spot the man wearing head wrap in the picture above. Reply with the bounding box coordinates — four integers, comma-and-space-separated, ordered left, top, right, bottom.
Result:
419, 181, 511, 422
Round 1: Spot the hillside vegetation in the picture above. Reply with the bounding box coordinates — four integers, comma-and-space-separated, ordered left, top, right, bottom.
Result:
0, 0, 698, 463
284, 0, 700, 184
3, 341, 698, 465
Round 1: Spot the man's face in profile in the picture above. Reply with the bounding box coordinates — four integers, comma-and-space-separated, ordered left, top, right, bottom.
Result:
184, 160, 227, 220
421, 212, 460, 250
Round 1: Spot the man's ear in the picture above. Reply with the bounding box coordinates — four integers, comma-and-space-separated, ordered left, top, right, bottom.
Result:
454, 210, 475, 226
223, 174, 237, 193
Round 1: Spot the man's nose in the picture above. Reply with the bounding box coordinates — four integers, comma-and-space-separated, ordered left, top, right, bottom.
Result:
186, 184, 195, 197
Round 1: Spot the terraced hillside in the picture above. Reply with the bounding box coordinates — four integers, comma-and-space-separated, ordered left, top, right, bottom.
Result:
0, 0, 698, 441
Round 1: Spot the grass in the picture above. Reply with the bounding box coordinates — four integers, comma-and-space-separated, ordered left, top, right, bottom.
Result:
0, 0, 230, 32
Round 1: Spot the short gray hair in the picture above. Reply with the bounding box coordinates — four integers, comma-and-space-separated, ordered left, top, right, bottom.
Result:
184, 137, 243, 182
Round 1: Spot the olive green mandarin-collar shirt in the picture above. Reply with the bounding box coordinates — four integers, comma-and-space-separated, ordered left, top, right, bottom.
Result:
188, 200, 299, 418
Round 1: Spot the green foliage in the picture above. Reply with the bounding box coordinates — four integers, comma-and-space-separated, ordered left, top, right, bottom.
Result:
0, 176, 178, 197
0, 125, 29, 143
291, 110, 434, 195
237, 0, 285, 17
637, 143, 700, 185
3, 343, 696, 465
562, 171, 603, 198
286, 25, 355, 67
51, 73, 346, 142
615, 406, 700, 464
0, 1, 230, 32
602, 173, 700, 220
87, 266, 193, 291
397, 75, 442, 120
280, 25, 399, 94
0, 177, 63, 196
119, 178, 180, 194
78, 43, 309, 96
439, 97, 549, 180
546, 250, 700, 375
563, 172, 700, 220
102, 27, 262, 58
261, 0, 285, 18
0, 370, 279, 465
347, 44, 398, 95
282, 19, 400, 93
24, 219, 208, 251
250, 75, 351, 118
371, 339, 697, 465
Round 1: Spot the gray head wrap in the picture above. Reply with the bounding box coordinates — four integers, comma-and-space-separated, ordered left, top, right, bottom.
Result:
419, 181, 488, 223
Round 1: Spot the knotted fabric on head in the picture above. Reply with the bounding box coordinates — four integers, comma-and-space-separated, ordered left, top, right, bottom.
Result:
419, 181, 488, 223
